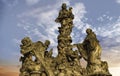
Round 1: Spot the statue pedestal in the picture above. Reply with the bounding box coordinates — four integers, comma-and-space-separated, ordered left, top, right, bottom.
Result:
30, 71, 41, 76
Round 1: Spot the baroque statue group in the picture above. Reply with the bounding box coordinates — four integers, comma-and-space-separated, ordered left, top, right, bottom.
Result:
19, 3, 112, 76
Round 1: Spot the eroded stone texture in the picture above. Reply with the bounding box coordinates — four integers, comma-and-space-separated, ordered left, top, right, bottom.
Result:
19, 3, 112, 76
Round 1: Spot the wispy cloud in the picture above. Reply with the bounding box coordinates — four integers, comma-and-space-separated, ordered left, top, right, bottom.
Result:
72, 2, 88, 30
95, 16, 120, 39
97, 14, 113, 22
17, 0, 87, 46
116, 0, 120, 4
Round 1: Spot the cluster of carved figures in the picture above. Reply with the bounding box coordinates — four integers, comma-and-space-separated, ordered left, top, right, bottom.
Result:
19, 3, 112, 76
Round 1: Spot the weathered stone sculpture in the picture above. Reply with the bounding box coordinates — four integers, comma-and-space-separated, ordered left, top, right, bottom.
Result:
19, 3, 112, 76
19, 37, 54, 76
76, 28, 111, 75
55, 3, 84, 76
55, 3, 74, 62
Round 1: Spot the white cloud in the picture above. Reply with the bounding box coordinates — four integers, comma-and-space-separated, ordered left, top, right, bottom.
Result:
109, 67, 120, 76
97, 14, 113, 22
52, 47, 58, 57
73, 3, 87, 29
25, 0, 40, 5
94, 17, 120, 42
116, 0, 120, 4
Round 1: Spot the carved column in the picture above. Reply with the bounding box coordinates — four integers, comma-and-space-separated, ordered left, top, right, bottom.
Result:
55, 3, 74, 61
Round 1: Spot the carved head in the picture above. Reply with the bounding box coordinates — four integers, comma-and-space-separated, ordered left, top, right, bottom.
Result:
69, 7, 72, 11
45, 40, 50, 46
21, 37, 32, 46
62, 3, 67, 9
86, 28, 92, 34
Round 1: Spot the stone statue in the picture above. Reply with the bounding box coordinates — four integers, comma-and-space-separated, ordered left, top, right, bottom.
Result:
75, 28, 111, 75
55, 3, 68, 24
19, 37, 41, 76
76, 28, 101, 64
19, 3, 112, 76
55, 3, 74, 26
19, 37, 54, 76
20, 37, 33, 55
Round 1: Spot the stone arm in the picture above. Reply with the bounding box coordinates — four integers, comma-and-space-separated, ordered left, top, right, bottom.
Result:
73, 43, 88, 61
69, 12, 74, 19
55, 10, 62, 23
20, 44, 34, 55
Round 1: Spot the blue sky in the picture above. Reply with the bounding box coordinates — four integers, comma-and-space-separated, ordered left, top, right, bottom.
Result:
0, 0, 120, 74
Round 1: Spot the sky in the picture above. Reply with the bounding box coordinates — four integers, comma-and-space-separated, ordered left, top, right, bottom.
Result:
0, 0, 120, 76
